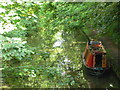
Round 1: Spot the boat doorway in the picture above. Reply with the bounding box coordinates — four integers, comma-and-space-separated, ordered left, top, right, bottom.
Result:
95, 53, 102, 67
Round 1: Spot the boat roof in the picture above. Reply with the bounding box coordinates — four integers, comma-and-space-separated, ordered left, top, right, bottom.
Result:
88, 41, 106, 53
89, 41, 100, 45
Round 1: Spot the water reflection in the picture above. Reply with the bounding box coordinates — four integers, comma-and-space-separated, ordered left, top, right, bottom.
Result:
27, 30, 120, 88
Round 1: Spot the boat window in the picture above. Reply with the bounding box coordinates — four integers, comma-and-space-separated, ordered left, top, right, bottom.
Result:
95, 53, 102, 67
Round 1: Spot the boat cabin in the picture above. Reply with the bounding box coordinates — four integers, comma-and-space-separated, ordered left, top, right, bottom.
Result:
83, 40, 108, 69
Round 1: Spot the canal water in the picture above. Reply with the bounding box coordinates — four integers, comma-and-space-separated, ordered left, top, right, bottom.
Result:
27, 30, 120, 88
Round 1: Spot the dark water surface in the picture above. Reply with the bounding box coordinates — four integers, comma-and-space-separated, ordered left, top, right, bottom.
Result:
27, 30, 120, 88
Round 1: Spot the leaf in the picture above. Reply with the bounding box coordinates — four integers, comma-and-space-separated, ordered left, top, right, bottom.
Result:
20, 19, 32, 25
70, 80, 75, 85
16, 10, 22, 14
23, 69, 28, 72
0, 35, 6, 41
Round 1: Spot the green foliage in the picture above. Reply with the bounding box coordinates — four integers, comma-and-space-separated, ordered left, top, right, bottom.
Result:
1, 35, 34, 62
3, 29, 27, 38
1, 1, 119, 88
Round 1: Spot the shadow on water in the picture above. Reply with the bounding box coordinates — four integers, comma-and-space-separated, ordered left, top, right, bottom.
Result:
82, 65, 120, 88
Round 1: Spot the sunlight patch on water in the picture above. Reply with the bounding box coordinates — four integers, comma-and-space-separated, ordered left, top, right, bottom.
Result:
64, 58, 71, 63
53, 30, 64, 47
53, 40, 63, 47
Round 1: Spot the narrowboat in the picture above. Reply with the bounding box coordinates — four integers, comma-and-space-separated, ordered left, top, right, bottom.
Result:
82, 40, 110, 76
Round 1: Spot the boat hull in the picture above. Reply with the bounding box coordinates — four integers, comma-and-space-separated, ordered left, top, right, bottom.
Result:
82, 53, 110, 77
83, 65, 109, 77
